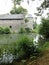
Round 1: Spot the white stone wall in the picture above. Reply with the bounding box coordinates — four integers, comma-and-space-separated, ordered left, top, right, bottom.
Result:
25, 18, 33, 30
0, 19, 25, 32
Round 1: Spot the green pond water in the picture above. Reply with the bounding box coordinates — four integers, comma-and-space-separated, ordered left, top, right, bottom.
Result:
0, 34, 35, 45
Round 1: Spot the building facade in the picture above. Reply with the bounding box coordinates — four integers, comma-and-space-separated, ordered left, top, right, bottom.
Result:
25, 14, 33, 30
0, 14, 25, 32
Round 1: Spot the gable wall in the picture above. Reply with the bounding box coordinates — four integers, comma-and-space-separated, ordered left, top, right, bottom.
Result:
0, 19, 25, 32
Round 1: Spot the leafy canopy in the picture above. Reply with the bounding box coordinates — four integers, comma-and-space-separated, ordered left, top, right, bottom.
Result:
39, 18, 49, 39
10, 6, 27, 14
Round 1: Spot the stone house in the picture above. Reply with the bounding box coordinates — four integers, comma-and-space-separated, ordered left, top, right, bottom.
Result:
25, 14, 33, 30
0, 14, 25, 32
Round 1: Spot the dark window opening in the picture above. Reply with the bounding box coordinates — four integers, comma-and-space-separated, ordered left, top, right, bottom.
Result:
10, 26, 12, 28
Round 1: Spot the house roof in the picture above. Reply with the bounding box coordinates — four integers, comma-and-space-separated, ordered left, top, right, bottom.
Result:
26, 14, 33, 18
0, 14, 25, 20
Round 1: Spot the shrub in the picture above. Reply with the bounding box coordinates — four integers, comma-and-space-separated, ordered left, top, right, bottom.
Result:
25, 18, 29, 23
16, 35, 41, 59
31, 29, 37, 33
19, 27, 32, 33
25, 27, 32, 33
16, 35, 33, 58
38, 18, 49, 39
39, 41, 49, 51
4, 27, 11, 34
19, 28, 25, 33
0, 27, 11, 34
33, 21, 37, 29
0, 27, 4, 34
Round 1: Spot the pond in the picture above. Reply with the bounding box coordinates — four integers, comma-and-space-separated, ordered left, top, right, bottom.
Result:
0, 33, 36, 44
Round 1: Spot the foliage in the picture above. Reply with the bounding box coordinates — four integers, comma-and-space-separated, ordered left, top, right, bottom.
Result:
31, 29, 37, 33
25, 27, 32, 33
19, 28, 25, 33
0, 27, 11, 34
12, 0, 21, 5
38, 18, 49, 39
39, 41, 49, 51
0, 27, 4, 34
0, 34, 42, 64
25, 18, 29, 23
33, 21, 37, 29
11, 0, 27, 15
16, 35, 41, 59
40, 0, 49, 9
12, 0, 22, 11
31, 25, 40, 33
19, 27, 32, 33
38, 36, 46, 46
10, 6, 27, 14
4, 27, 11, 34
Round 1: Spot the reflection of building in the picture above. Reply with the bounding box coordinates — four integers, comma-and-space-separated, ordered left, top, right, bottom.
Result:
25, 14, 33, 30
0, 14, 25, 32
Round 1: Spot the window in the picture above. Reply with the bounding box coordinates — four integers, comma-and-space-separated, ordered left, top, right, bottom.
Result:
9, 26, 12, 28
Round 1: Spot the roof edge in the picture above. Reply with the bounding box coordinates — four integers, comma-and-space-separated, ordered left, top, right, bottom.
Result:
0, 14, 25, 20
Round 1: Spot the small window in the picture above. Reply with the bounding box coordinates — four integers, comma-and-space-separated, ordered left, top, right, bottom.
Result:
10, 26, 12, 28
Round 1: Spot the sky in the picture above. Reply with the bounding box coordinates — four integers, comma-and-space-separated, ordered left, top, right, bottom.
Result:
0, 0, 43, 15
0, 0, 48, 24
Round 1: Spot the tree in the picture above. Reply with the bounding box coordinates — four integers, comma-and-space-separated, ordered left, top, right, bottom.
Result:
10, 0, 27, 14
10, 6, 27, 14
30, 0, 49, 9
29, 0, 49, 17
38, 18, 49, 39
4, 27, 11, 34
36, 0, 49, 16
12, 0, 22, 11
40, 0, 49, 9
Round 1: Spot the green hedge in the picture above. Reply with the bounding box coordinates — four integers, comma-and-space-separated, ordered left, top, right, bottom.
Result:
0, 27, 11, 34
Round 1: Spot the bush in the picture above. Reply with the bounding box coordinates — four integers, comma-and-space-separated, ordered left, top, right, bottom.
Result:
19, 28, 25, 33
25, 27, 32, 33
0, 27, 11, 34
19, 27, 32, 33
4, 27, 11, 34
0, 27, 4, 34
38, 18, 49, 39
33, 22, 37, 29
25, 18, 29, 23
16, 35, 41, 59
16, 35, 33, 58
31, 29, 37, 33
39, 41, 49, 51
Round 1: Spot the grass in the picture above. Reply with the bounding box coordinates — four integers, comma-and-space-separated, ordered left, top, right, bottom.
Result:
39, 41, 49, 51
